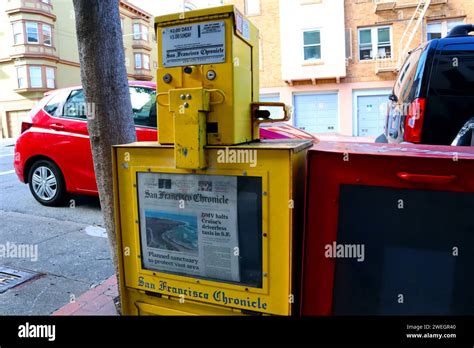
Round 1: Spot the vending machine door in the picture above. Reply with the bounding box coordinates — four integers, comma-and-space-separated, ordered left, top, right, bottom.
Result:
301, 142, 474, 315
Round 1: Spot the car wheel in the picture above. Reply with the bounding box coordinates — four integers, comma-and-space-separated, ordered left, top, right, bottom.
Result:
375, 134, 388, 143
28, 159, 67, 206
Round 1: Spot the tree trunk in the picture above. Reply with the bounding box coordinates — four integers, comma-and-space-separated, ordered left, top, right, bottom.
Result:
73, 0, 137, 314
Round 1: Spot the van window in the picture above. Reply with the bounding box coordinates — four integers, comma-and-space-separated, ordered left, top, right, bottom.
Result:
394, 47, 423, 103
430, 44, 474, 97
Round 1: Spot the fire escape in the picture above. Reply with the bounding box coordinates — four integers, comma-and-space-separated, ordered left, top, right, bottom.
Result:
374, 0, 448, 74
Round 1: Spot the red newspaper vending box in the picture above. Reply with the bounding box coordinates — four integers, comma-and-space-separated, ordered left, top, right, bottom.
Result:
301, 142, 474, 316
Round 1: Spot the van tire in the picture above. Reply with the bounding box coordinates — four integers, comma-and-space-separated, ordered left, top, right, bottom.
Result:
375, 134, 388, 143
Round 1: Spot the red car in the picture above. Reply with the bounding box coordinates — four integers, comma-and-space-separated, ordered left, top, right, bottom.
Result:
14, 81, 315, 206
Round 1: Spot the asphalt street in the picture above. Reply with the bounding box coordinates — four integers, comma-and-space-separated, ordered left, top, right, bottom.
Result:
0, 138, 114, 315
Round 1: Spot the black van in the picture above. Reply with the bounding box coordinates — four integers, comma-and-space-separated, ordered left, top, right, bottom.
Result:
377, 24, 474, 145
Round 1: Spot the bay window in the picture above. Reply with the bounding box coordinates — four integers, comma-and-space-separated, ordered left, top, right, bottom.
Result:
12, 22, 23, 44
42, 24, 52, 46
133, 23, 149, 41
16, 67, 27, 89
29, 67, 42, 88
134, 53, 151, 70
46, 67, 55, 88
26, 22, 39, 44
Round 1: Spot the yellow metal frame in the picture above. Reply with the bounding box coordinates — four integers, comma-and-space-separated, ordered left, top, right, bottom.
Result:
113, 142, 310, 316
155, 5, 260, 146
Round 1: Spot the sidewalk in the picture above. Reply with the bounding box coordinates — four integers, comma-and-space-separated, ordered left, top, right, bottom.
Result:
52, 275, 118, 316
0, 137, 16, 146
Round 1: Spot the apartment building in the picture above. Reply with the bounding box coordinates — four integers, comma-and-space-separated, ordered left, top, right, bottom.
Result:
227, 0, 474, 137
0, 0, 157, 138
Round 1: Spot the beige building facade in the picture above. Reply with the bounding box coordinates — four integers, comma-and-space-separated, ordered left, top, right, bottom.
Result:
227, 0, 474, 137
0, 0, 157, 138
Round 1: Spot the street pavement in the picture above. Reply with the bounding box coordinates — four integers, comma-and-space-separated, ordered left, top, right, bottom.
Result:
0, 138, 114, 315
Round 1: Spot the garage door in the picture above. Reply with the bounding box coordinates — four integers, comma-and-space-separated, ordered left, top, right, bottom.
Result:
294, 93, 338, 133
6, 110, 30, 138
357, 94, 389, 136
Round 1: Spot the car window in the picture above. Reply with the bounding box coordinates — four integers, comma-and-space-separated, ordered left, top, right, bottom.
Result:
394, 47, 423, 103
43, 90, 70, 117
130, 86, 156, 128
430, 43, 474, 97
63, 89, 87, 120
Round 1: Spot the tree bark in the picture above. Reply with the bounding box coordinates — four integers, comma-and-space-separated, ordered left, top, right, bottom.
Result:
73, 0, 137, 314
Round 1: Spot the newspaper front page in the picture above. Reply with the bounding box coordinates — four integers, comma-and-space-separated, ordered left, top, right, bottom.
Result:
137, 172, 240, 283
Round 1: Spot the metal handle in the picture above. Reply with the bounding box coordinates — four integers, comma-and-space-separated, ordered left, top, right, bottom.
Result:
208, 89, 226, 105
51, 123, 65, 131
156, 92, 170, 107
397, 172, 457, 184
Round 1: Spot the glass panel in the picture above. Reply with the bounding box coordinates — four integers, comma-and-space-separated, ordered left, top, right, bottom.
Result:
359, 45, 373, 60
359, 29, 372, 45
141, 25, 148, 41
304, 46, 321, 60
130, 87, 156, 127
143, 55, 150, 70
133, 23, 141, 40
447, 20, 465, 32
44, 91, 69, 116
304, 30, 320, 45
26, 22, 38, 43
63, 89, 87, 119
430, 48, 474, 96
334, 185, 474, 315
427, 22, 442, 33
134, 54, 142, 69
46, 68, 54, 88
13, 22, 23, 44
377, 27, 390, 44
42, 24, 52, 46
16, 67, 27, 88
137, 173, 263, 288
29, 66, 42, 88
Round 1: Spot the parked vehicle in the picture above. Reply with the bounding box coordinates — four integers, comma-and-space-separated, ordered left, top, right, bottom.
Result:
14, 82, 315, 206
377, 24, 474, 145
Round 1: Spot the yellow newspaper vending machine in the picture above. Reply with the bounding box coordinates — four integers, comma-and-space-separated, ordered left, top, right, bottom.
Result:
113, 5, 312, 316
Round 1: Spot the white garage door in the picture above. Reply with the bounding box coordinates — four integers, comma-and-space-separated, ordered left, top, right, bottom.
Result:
260, 94, 280, 103
294, 93, 338, 133
357, 94, 390, 136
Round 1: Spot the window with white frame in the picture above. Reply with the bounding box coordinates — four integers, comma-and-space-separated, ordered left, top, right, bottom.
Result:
245, 0, 260, 16
15, 65, 55, 89
26, 22, 39, 44
42, 24, 52, 46
133, 23, 148, 41
16, 66, 27, 88
143, 54, 150, 70
46, 67, 55, 88
133, 23, 141, 40
427, 19, 465, 40
12, 22, 23, 44
134, 53, 142, 69
303, 30, 321, 61
134, 53, 150, 70
29, 66, 42, 88
359, 26, 392, 60
141, 25, 148, 41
